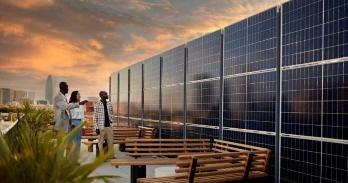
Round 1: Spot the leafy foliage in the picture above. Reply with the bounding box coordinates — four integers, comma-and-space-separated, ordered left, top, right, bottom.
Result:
0, 104, 115, 183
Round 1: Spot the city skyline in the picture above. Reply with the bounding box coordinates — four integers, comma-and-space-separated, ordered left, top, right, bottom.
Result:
0, 0, 284, 99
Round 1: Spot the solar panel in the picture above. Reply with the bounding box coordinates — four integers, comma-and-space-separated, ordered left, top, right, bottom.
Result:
161, 45, 185, 138
321, 142, 348, 182
280, 1, 348, 183
118, 69, 129, 118
282, 0, 323, 66
143, 56, 160, 128
280, 137, 321, 183
281, 66, 322, 136
187, 30, 221, 81
111, 1, 348, 182
162, 45, 185, 85
186, 30, 221, 137
323, 62, 348, 140
223, 76, 247, 129
110, 72, 118, 115
248, 8, 278, 71
224, 20, 248, 75
129, 63, 142, 119
223, 8, 278, 178
323, 0, 348, 59
246, 71, 276, 132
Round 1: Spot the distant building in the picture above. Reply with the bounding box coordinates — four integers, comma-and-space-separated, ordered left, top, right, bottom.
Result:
14, 90, 26, 102
36, 99, 48, 105
45, 75, 53, 105
26, 92, 35, 102
0, 88, 34, 105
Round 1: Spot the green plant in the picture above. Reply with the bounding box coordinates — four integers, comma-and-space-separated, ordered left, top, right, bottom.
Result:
0, 121, 114, 183
0, 103, 116, 182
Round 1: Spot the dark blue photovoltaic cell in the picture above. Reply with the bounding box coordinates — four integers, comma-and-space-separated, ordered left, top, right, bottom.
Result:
162, 85, 184, 138
162, 123, 184, 138
144, 56, 160, 89
162, 85, 184, 123
246, 72, 276, 132
111, 1, 348, 182
161, 44, 185, 138
187, 80, 220, 127
324, 0, 348, 59
323, 62, 348, 140
282, 0, 323, 66
224, 20, 248, 75
162, 45, 185, 85
223, 76, 246, 129
144, 88, 159, 120
186, 126, 219, 139
187, 30, 221, 81
129, 63, 142, 119
282, 66, 322, 136
143, 56, 160, 122
118, 69, 129, 117
281, 137, 321, 183
247, 8, 277, 71
321, 142, 348, 183
110, 72, 118, 115
223, 130, 245, 144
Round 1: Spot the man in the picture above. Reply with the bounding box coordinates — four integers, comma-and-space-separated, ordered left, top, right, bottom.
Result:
93, 91, 114, 156
53, 82, 87, 133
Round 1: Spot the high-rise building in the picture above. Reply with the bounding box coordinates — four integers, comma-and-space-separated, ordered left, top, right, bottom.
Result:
0, 88, 35, 105
45, 75, 53, 105
26, 91, 35, 102
0, 88, 11, 105
110, 1, 348, 182
14, 90, 26, 102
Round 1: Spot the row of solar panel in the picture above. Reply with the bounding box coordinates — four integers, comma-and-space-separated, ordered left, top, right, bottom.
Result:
109, 0, 348, 182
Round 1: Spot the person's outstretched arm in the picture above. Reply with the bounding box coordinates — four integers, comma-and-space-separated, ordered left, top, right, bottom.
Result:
55, 96, 79, 111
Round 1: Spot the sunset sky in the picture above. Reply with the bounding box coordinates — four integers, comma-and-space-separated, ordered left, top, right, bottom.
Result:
0, 0, 283, 100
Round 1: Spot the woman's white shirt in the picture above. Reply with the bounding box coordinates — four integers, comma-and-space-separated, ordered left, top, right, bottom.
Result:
70, 105, 85, 120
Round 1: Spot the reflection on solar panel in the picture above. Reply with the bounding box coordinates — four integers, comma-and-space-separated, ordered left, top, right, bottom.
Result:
110, 1, 348, 182
161, 45, 185, 138
118, 69, 129, 117
143, 56, 160, 128
110, 72, 118, 115
282, 66, 322, 136
129, 63, 142, 120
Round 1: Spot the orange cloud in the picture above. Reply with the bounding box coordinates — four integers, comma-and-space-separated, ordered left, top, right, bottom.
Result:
88, 38, 104, 50
0, 22, 25, 37
0, 24, 127, 97
0, 0, 286, 99
122, 33, 175, 54
1, 0, 54, 9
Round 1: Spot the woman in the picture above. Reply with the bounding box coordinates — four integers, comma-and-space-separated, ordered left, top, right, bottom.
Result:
69, 91, 85, 154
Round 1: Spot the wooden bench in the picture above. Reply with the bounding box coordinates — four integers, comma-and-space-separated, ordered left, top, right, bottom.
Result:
82, 126, 157, 154
213, 139, 271, 179
81, 126, 156, 144
137, 151, 250, 183
125, 139, 212, 158
121, 138, 271, 183
138, 126, 157, 139
113, 127, 141, 144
